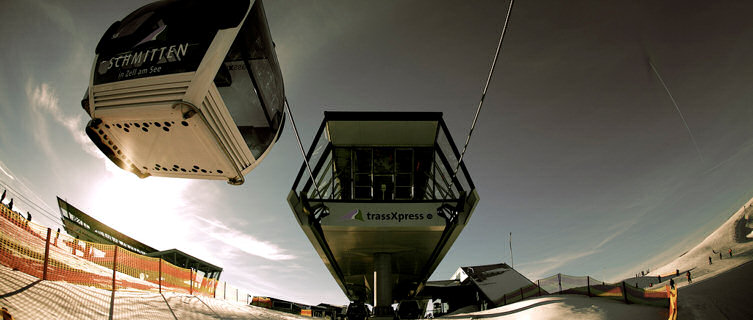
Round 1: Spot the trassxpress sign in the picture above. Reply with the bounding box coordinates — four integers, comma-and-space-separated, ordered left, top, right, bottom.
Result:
320, 202, 450, 227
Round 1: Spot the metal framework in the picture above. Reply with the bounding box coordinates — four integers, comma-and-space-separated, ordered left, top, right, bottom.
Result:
288, 112, 478, 312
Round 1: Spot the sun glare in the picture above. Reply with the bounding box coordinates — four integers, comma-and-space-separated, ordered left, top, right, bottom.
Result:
88, 163, 198, 251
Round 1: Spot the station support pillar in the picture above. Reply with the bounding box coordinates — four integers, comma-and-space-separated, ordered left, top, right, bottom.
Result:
373, 253, 394, 317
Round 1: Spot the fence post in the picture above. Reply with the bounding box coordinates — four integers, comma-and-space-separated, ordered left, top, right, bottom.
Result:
111, 246, 118, 291
158, 258, 162, 294
109, 246, 118, 320
189, 269, 193, 295
538, 280, 541, 296
213, 279, 219, 299
558, 273, 562, 294
42, 228, 51, 280
622, 281, 629, 304
587, 276, 591, 297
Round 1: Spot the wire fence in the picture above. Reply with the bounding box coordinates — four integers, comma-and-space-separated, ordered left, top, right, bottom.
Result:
0, 202, 242, 300
495, 272, 677, 319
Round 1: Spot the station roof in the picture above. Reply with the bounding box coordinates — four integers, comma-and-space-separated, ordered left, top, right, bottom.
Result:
58, 196, 222, 278
146, 248, 223, 274
324, 111, 442, 147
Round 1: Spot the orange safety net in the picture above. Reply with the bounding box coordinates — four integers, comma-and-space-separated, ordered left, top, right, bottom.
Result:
0, 203, 218, 298
501, 273, 671, 309
666, 286, 678, 320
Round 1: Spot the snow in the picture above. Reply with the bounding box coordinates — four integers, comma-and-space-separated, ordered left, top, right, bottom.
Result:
441, 295, 666, 320
3, 196, 753, 319
0, 265, 312, 320
650, 198, 753, 287
648, 198, 753, 319
443, 197, 753, 319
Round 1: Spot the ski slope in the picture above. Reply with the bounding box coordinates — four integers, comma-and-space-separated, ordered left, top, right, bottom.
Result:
441, 295, 666, 320
0, 264, 310, 320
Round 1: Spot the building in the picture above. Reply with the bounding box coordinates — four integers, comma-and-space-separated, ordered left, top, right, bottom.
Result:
57, 197, 223, 279
421, 262, 538, 313
287, 111, 479, 317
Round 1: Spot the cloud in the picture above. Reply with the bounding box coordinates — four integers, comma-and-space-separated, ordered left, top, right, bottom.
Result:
26, 81, 103, 161
520, 249, 600, 280
194, 215, 296, 261
0, 164, 14, 181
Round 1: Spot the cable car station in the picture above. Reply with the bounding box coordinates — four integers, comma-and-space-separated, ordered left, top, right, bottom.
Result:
288, 112, 479, 317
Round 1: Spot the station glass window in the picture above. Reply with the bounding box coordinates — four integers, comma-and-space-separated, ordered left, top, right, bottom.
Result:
331, 147, 431, 201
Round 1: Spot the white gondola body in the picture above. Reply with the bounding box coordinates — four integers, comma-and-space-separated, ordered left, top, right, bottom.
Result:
84, 0, 284, 185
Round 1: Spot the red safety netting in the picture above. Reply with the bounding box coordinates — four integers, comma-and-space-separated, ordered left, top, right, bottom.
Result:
501, 273, 670, 311
0, 203, 218, 298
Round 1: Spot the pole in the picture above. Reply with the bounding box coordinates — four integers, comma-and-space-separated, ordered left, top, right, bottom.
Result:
213, 278, 219, 299
520, 287, 524, 301
509, 232, 513, 269
158, 259, 162, 294
587, 276, 592, 297
538, 280, 541, 296
111, 247, 118, 291
109, 246, 118, 320
42, 228, 51, 280
622, 281, 629, 304
189, 269, 193, 295
558, 273, 562, 294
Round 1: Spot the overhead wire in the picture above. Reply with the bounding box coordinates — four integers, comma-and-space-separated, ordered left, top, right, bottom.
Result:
284, 98, 324, 199
0, 180, 64, 228
447, 0, 516, 196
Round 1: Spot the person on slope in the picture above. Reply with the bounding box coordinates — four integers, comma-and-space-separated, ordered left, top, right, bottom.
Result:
686, 271, 692, 284
1, 306, 15, 320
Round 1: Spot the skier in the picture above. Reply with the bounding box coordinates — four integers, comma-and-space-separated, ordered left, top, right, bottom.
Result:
1, 306, 15, 320
686, 271, 692, 284
729, 248, 733, 257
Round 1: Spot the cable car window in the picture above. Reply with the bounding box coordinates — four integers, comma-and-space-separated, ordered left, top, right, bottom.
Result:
217, 1, 284, 158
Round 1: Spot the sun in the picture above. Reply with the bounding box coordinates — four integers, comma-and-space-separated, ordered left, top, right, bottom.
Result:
87, 162, 197, 250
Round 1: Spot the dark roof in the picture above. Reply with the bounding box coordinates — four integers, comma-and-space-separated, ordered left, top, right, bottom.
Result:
58, 197, 222, 277
462, 263, 512, 282
424, 279, 463, 288
146, 248, 223, 273
324, 111, 443, 122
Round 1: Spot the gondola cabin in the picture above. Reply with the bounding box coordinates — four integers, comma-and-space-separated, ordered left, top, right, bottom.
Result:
82, 0, 285, 185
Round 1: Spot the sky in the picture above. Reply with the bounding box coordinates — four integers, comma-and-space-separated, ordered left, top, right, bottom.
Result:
2, 0, 753, 306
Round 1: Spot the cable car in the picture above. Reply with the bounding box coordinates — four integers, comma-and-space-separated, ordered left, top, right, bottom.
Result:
82, 0, 285, 185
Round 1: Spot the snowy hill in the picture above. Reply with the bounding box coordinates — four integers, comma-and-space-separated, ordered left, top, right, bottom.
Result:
0, 264, 311, 320
653, 197, 753, 286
